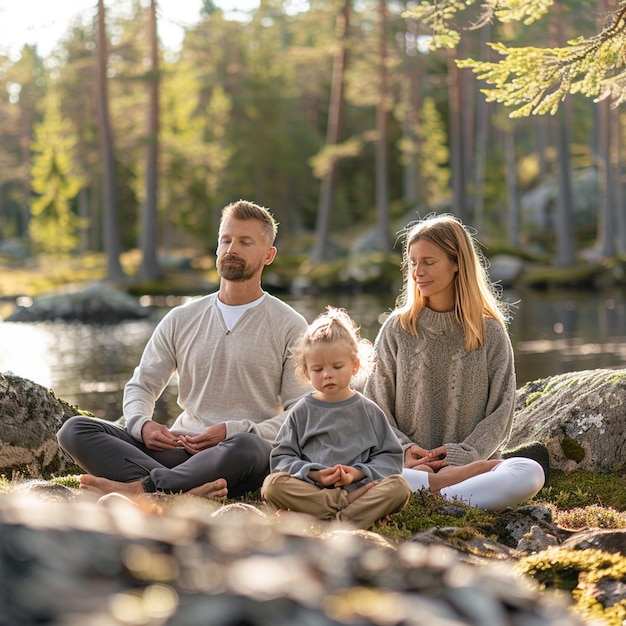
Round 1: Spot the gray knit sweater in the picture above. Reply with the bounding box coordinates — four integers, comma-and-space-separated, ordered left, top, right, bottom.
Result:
364, 308, 516, 467
124, 292, 311, 443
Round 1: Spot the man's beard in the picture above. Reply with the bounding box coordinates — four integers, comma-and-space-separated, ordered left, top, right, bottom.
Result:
217, 254, 262, 282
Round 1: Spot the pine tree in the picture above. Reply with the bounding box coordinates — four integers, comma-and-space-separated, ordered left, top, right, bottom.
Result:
30, 90, 85, 259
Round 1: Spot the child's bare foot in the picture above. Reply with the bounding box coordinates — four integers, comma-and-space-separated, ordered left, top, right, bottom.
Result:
188, 478, 228, 500
346, 480, 379, 504
80, 474, 144, 497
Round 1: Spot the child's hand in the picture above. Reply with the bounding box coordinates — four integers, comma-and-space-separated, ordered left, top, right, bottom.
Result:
309, 465, 366, 487
310, 466, 343, 487
329, 465, 366, 487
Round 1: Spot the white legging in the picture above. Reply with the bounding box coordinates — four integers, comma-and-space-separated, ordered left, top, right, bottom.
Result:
402, 457, 545, 511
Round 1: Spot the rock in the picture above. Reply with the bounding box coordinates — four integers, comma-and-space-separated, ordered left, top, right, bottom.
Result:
562, 528, 626, 556
487, 254, 525, 288
0, 491, 588, 626
510, 369, 626, 473
410, 526, 518, 564
516, 525, 559, 553
498, 505, 571, 549
0, 372, 83, 477
6, 281, 151, 324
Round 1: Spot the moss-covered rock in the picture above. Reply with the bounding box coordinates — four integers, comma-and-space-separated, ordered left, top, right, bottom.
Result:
510, 369, 626, 473
0, 373, 85, 478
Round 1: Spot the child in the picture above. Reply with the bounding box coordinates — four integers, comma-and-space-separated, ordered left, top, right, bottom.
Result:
261, 307, 411, 529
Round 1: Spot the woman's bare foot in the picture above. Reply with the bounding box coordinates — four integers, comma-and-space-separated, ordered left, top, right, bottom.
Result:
187, 478, 228, 500
80, 474, 144, 497
346, 480, 379, 504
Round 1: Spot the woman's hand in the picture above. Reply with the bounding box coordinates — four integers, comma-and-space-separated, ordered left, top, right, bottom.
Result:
404, 444, 447, 471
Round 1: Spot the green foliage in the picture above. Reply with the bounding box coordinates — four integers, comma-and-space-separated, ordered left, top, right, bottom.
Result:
29, 90, 85, 259
309, 137, 364, 179
52, 475, 82, 490
414, 97, 450, 208
406, 0, 626, 116
405, 0, 553, 50
374, 489, 497, 542
517, 546, 624, 590
516, 547, 626, 625
457, 29, 626, 117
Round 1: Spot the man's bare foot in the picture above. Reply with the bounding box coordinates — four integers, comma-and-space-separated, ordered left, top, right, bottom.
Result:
79, 474, 144, 497
187, 478, 228, 500
346, 480, 379, 504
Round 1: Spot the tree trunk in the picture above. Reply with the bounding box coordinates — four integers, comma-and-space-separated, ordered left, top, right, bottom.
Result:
614, 107, 626, 255
447, 48, 467, 222
140, 0, 160, 280
504, 125, 519, 247
375, 0, 391, 252
472, 25, 491, 231
555, 105, 576, 266
551, 13, 575, 267
597, 97, 616, 257
311, 0, 351, 263
401, 16, 420, 207
96, 0, 125, 280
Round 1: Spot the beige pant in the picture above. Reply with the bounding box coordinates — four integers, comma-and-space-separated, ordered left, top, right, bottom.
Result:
261, 472, 411, 529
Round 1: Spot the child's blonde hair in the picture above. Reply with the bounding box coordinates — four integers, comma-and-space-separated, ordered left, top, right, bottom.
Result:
294, 306, 373, 388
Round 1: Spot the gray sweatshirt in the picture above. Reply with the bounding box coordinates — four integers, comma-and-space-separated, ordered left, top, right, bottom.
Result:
364, 308, 516, 466
270, 391, 404, 491
124, 292, 310, 442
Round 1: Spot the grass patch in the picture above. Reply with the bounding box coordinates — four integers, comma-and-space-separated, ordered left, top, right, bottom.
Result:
537, 469, 626, 510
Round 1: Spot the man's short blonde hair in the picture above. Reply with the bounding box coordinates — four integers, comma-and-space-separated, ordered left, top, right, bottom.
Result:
221, 200, 278, 244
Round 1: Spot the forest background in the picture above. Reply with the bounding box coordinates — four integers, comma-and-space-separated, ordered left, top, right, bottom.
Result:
1, 0, 626, 294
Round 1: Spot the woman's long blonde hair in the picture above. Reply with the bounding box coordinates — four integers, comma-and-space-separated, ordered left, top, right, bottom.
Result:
396, 214, 510, 351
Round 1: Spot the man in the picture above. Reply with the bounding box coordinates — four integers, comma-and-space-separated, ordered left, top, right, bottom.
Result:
57, 200, 311, 499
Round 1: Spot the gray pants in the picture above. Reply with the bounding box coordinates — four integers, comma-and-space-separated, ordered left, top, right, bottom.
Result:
57, 416, 272, 498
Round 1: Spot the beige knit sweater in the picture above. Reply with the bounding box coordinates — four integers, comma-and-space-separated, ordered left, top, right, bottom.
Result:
364, 307, 516, 467
124, 292, 310, 443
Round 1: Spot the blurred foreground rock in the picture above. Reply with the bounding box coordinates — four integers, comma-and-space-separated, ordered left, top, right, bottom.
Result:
508, 368, 626, 473
0, 490, 594, 626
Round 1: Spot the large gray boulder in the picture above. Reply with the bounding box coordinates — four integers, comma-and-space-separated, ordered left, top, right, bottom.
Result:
509, 368, 626, 473
0, 372, 83, 477
6, 282, 150, 324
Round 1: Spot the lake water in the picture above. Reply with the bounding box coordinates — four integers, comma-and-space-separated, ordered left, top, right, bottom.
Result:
1, 287, 625, 420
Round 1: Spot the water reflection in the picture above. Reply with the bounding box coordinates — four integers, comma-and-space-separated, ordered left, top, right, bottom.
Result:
0, 318, 160, 420
0, 288, 624, 419
510, 288, 626, 382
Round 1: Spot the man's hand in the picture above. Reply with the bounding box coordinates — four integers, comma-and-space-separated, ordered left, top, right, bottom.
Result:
141, 421, 182, 451
179, 424, 227, 455
404, 444, 447, 471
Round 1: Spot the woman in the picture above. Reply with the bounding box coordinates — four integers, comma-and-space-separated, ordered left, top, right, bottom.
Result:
364, 214, 546, 510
